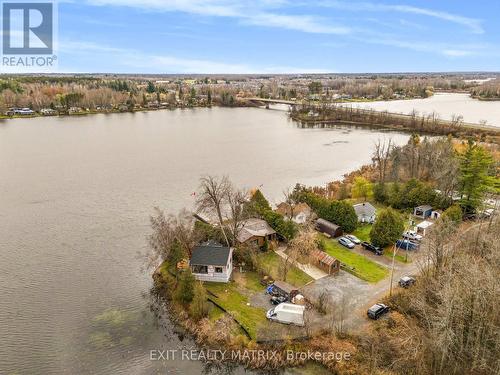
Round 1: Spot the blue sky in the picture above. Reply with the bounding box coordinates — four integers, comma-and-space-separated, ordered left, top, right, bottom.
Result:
54, 0, 500, 73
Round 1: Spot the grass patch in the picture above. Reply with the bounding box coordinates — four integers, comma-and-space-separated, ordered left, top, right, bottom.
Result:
236, 271, 264, 292
320, 237, 388, 283
257, 251, 313, 287
208, 302, 225, 321
352, 224, 372, 242
204, 281, 267, 339
383, 247, 412, 264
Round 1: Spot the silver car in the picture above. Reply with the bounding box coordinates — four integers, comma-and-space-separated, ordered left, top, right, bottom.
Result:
338, 236, 355, 249
345, 234, 361, 244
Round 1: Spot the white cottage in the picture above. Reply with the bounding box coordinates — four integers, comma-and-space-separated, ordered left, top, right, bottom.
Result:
190, 243, 233, 283
353, 202, 377, 223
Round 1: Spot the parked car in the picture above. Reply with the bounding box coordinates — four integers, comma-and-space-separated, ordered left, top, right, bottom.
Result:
266, 303, 305, 326
396, 239, 419, 251
367, 303, 389, 320
398, 276, 416, 288
403, 230, 423, 241
361, 241, 382, 255
344, 234, 361, 244
338, 236, 355, 249
270, 295, 288, 305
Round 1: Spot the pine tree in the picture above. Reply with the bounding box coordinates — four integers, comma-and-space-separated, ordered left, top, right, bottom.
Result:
458, 140, 495, 213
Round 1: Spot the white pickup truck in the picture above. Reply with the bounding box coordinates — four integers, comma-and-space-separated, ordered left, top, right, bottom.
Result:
266, 303, 305, 326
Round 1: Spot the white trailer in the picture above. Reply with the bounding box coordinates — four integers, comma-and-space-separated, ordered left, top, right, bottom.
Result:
266, 302, 305, 326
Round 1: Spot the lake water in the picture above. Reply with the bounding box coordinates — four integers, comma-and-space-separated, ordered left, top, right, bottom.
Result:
344, 93, 500, 127
0, 107, 409, 374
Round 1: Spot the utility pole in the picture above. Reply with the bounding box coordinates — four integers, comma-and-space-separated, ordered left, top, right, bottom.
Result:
389, 244, 398, 297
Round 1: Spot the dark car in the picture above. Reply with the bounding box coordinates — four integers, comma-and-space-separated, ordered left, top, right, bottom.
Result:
361, 241, 382, 255
396, 239, 419, 251
367, 303, 389, 320
398, 276, 416, 288
270, 295, 287, 305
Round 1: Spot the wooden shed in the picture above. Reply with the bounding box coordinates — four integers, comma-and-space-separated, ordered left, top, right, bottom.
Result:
315, 218, 343, 238
311, 249, 340, 275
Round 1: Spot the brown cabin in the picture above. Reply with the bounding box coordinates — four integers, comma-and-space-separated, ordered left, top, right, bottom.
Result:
311, 249, 340, 275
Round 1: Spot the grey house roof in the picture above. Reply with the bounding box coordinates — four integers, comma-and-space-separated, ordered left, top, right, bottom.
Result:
415, 205, 433, 211
190, 244, 232, 266
237, 218, 276, 243
353, 202, 376, 217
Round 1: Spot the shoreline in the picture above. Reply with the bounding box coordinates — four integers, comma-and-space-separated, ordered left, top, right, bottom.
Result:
289, 106, 500, 144
152, 262, 357, 373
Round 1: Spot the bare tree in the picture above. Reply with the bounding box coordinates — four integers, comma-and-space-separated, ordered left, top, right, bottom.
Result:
196, 175, 232, 247
282, 187, 298, 220
225, 188, 249, 245
372, 139, 393, 183
148, 208, 196, 268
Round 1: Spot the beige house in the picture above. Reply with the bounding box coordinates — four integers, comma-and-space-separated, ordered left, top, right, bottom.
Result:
275, 202, 313, 224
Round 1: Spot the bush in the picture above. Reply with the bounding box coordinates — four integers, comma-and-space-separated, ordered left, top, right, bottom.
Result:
441, 204, 462, 224
262, 210, 297, 241
175, 269, 195, 305
370, 208, 404, 247
295, 191, 357, 232
189, 282, 209, 321
373, 183, 389, 204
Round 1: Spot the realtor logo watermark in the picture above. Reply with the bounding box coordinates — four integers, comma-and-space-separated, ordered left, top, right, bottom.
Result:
1, 0, 57, 71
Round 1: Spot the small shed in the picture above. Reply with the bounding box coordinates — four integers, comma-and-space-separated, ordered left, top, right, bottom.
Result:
416, 220, 434, 236
315, 218, 343, 238
310, 249, 340, 275
431, 210, 442, 220
414, 205, 433, 219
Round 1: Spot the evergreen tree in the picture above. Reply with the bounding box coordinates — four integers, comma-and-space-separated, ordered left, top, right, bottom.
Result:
189, 282, 209, 320
146, 81, 156, 94
175, 269, 195, 305
458, 140, 496, 213
370, 208, 404, 247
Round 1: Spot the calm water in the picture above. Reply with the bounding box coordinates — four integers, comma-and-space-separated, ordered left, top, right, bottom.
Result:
0, 107, 408, 374
345, 93, 500, 127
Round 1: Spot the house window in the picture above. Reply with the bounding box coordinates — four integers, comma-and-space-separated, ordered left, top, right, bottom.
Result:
192, 265, 208, 274
214, 267, 223, 273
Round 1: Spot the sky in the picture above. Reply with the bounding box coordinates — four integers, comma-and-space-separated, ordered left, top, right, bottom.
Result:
19, 1, 500, 73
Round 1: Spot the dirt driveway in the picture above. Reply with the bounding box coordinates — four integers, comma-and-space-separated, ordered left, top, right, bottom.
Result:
300, 246, 422, 330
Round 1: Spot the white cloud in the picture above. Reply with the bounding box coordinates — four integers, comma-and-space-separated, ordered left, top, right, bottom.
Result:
58, 39, 330, 73
318, 1, 484, 34
442, 49, 473, 57
82, 0, 351, 34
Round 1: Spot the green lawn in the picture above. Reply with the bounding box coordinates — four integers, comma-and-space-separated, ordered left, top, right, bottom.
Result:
204, 281, 267, 339
320, 237, 388, 283
257, 251, 313, 287
383, 246, 411, 264
352, 224, 372, 242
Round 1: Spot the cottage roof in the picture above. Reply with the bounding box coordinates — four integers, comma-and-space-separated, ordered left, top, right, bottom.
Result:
190, 244, 232, 266
237, 218, 276, 243
415, 205, 433, 211
311, 249, 338, 267
353, 202, 376, 217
